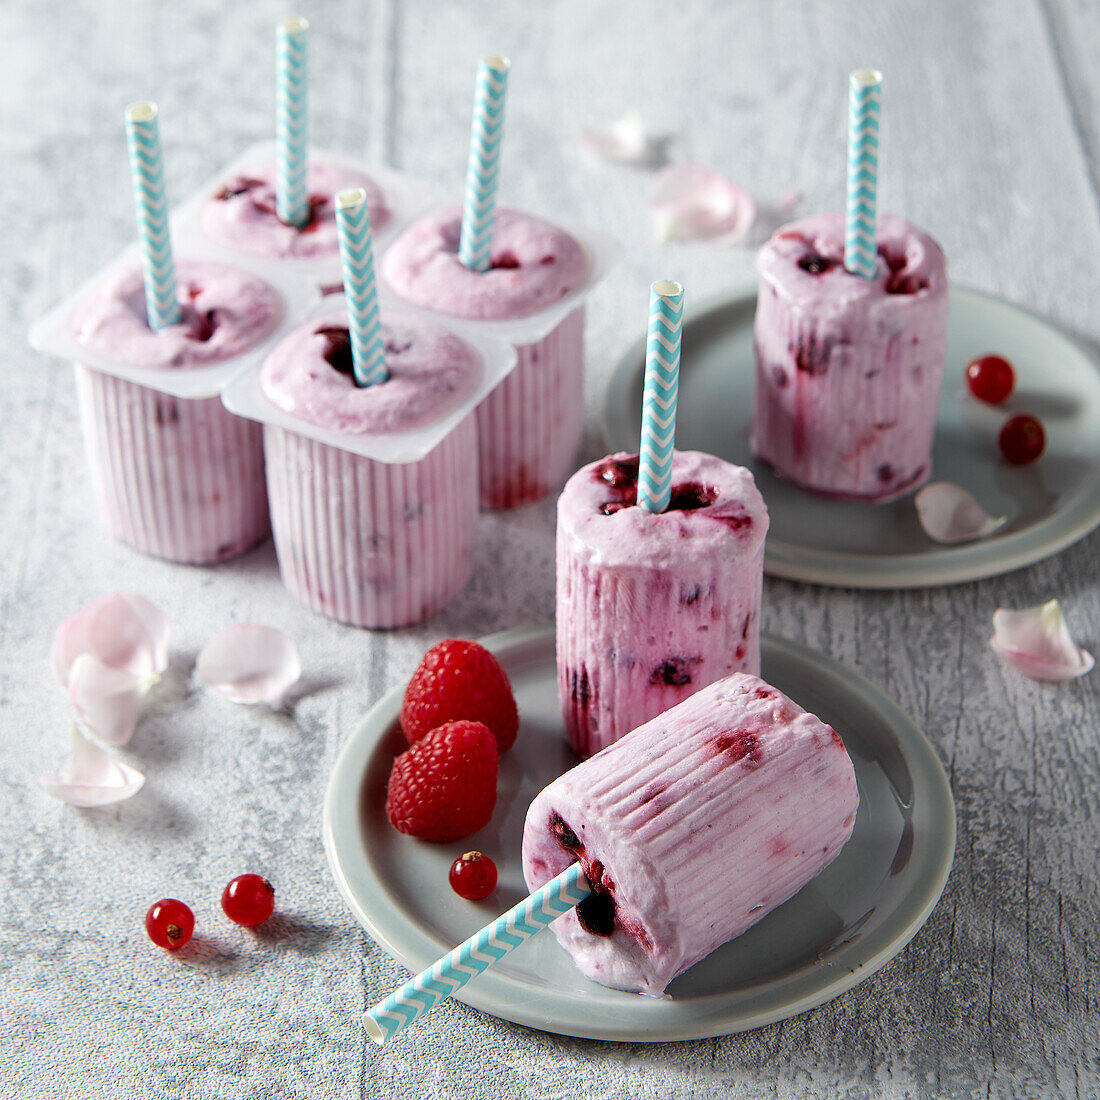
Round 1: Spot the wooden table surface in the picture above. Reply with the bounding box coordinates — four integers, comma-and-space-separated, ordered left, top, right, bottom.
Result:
2, 1, 1098, 1096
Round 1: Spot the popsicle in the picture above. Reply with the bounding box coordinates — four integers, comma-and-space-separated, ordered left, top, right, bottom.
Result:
383, 204, 589, 509
556, 449, 768, 758
259, 310, 482, 628
71, 259, 282, 563
751, 220, 948, 500
522, 671, 859, 995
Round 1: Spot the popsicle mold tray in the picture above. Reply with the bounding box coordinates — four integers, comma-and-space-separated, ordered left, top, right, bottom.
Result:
28, 143, 446, 400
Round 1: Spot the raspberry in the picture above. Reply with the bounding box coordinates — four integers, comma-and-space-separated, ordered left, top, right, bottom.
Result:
400, 640, 519, 754
386, 720, 499, 842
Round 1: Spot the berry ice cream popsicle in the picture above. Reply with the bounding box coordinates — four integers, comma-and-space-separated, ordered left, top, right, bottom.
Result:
71, 259, 282, 563
557, 450, 768, 759
260, 312, 481, 628
522, 672, 859, 995
201, 157, 391, 260
752, 212, 948, 501
383, 205, 588, 510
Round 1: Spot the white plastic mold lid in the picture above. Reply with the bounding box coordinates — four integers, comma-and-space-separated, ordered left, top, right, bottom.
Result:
221, 298, 517, 465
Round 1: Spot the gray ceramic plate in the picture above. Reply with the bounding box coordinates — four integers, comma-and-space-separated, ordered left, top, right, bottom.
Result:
323, 624, 956, 1043
602, 287, 1100, 588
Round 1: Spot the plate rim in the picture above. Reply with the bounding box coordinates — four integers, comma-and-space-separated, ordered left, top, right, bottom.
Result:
323, 623, 957, 1043
600, 284, 1100, 589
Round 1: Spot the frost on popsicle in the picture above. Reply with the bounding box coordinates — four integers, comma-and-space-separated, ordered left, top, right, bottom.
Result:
195, 624, 301, 705
990, 600, 1095, 682
914, 482, 1007, 544
41, 725, 145, 807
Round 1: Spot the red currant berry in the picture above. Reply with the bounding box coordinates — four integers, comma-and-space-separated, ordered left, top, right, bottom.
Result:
449, 851, 497, 901
966, 354, 1015, 404
221, 874, 276, 927
999, 414, 1045, 465
145, 898, 194, 951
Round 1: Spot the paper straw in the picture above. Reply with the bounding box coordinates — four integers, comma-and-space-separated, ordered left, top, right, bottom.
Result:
363, 862, 590, 1045
637, 280, 685, 514
335, 188, 387, 387
844, 68, 882, 279
276, 16, 310, 228
458, 55, 510, 272
124, 102, 179, 331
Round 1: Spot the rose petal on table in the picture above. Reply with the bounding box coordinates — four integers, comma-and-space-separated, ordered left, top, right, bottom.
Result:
650, 163, 756, 243
915, 482, 1007, 544
69, 654, 144, 745
51, 593, 169, 685
41, 725, 145, 807
196, 624, 302, 705
990, 600, 1095, 681
580, 110, 672, 168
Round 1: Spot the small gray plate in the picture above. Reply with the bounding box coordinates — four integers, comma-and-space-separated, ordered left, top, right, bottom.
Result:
602, 287, 1100, 588
324, 624, 955, 1042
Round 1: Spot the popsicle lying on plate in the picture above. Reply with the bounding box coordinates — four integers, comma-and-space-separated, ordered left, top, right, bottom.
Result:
521, 671, 860, 995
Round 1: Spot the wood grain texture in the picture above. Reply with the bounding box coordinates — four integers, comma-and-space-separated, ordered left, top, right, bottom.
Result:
1, 0, 1097, 1096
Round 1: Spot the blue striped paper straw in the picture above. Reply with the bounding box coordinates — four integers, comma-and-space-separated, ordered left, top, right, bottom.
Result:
276, 16, 309, 228
335, 188, 387, 387
637, 281, 685, 514
458, 55, 510, 272
844, 68, 882, 279
124, 102, 179, 331
363, 862, 590, 1045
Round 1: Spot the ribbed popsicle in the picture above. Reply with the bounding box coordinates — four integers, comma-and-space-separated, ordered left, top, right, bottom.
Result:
524, 672, 859, 995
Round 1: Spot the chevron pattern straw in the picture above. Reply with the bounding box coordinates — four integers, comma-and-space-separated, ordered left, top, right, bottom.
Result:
335, 188, 387, 387
844, 68, 882, 279
637, 280, 685, 513
276, 17, 309, 228
458, 55, 510, 272
124, 102, 179, 331
363, 862, 590, 1045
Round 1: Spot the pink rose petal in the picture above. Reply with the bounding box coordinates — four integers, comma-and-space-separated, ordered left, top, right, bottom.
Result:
580, 111, 672, 168
41, 725, 145, 807
651, 164, 756, 243
69, 654, 144, 745
990, 600, 1094, 682
915, 482, 1007, 544
51, 594, 169, 686
196, 624, 302, 705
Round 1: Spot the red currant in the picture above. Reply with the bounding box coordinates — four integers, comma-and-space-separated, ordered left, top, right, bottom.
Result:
145, 898, 194, 950
449, 851, 497, 900
999, 414, 1045, 465
221, 874, 275, 927
966, 354, 1015, 404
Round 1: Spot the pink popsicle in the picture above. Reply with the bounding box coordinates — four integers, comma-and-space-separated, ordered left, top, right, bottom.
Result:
752, 212, 949, 501
71, 259, 282, 563
383, 205, 588, 509
522, 672, 859, 995
556, 450, 768, 758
